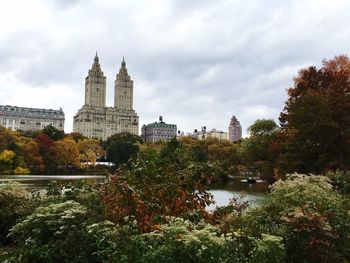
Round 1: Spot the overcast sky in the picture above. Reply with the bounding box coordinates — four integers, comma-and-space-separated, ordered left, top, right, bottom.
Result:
0, 0, 349, 136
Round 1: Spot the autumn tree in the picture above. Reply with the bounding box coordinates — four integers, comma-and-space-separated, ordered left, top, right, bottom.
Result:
0, 128, 30, 174
78, 138, 105, 164
279, 55, 350, 174
102, 149, 214, 231
16, 137, 44, 173
51, 138, 81, 172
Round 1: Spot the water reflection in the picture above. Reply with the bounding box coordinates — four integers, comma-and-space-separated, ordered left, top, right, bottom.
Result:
0, 175, 106, 190
208, 180, 269, 210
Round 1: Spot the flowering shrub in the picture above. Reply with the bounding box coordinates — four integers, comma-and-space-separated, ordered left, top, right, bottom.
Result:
9, 200, 90, 262
141, 217, 232, 263
250, 234, 285, 263
244, 173, 350, 262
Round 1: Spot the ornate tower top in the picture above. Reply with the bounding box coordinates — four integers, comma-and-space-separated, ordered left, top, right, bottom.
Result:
84, 53, 106, 107
88, 52, 103, 78
121, 56, 126, 67
114, 57, 133, 109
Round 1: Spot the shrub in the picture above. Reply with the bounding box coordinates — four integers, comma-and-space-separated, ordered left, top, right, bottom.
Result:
9, 200, 91, 262
86, 219, 144, 263
250, 234, 285, 263
141, 217, 232, 263
102, 150, 214, 231
325, 170, 350, 193
0, 183, 32, 246
244, 173, 350, 262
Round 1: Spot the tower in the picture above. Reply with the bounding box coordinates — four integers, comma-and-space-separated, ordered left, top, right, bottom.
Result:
114, 57, 133, 110
74, 54, 139, 140
84, 53, 106, 107
228, 116, 242, 142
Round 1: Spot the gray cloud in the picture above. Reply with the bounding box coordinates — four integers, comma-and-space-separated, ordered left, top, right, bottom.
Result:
0, 0, 349, 136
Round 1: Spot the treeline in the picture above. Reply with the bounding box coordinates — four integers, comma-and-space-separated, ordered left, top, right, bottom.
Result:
0, 125, 105, 174
0, 55, 349, 179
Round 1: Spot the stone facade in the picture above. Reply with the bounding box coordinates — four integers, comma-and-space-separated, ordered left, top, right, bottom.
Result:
73, 54, 139, 141
192, 127, 227, 141
141, 116, 177, 143
0, 105, 64, 132
228, 115, 242, 142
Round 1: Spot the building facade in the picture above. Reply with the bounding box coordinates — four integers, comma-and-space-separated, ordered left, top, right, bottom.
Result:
73, 54, 139, 140
228, 115, 242, 142
0, 105, 64, 132
141, 116, 177, 143
192, 127, 228, 141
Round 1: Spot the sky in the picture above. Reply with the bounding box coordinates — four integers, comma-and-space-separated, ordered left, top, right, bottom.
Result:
0, 0, 349, 137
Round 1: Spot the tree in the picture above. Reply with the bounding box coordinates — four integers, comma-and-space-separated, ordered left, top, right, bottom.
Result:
279, 55, 350, 174
105, 132, 142, 166
239, 119, 279, 181
51, 138, 81, 172
78, 138, 105, 164
42, 124, 64, 141
16, 137, 44, 173
248, 119, 278, 136
0, 150, 16, 174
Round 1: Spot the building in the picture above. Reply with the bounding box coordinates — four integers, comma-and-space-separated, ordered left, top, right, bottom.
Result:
192, 126, 227, 141
0, 105, 64, 132
207, 128, 228, 140
73, 54, 139, 140
228, 115, 242, 142
141, 116, 177, 143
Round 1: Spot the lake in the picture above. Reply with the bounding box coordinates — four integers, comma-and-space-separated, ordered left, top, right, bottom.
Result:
0, 175, 269, 208
208, 180, 269, 210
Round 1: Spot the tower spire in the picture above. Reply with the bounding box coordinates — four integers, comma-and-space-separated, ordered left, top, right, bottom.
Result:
94, 51, 99, 62
121, 56, 126, 67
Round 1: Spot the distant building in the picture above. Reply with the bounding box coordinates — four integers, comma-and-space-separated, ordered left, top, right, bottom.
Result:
192, 126, 227, 140
141, 116, 177, 143
228, 115, 242, 142
207, 128, 228, 140
176, 130, 185, 139
192, 126, 207, 140
73, 54, 139, 140
0, 105, 65, 132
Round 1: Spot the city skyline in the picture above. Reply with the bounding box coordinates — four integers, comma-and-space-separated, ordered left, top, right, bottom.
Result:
0, 0, 349, 137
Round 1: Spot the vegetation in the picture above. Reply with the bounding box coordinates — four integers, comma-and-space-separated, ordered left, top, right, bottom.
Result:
0, 55, 350, 261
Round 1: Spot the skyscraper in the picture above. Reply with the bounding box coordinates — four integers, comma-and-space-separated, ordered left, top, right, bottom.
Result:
228, 115, 242, 142
73, 54, 139, 140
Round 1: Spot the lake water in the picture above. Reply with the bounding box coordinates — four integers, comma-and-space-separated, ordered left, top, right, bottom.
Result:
208, 180, 269, 210
0, 175, 269, 208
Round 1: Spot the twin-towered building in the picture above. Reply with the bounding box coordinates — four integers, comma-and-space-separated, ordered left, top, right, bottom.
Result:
73, 54, 139, 140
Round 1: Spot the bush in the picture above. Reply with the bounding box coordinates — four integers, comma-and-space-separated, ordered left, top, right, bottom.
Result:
141, 217, 232, 263
102, 150, 214, 231
9, 200, 91, 262
86, 219, 144, 263
325, 170, 350, 193
244, 173, 350, 262
250, 234, 286, 263
0, 183, 32, 246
